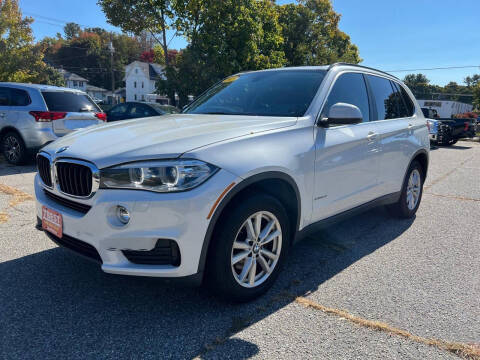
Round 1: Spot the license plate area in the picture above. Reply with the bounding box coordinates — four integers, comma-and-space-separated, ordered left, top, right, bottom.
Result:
42, 206, 63, 238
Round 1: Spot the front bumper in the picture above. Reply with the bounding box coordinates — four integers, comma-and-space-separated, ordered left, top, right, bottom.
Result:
35, 169, 240, 278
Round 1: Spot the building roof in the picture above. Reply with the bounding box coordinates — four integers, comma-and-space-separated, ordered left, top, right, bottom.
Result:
58, 69, 89, 82
124, 61, 165, 81
86, 85, 107, 92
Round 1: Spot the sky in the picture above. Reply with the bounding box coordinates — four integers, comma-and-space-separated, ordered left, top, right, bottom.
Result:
19, 0, 480, 86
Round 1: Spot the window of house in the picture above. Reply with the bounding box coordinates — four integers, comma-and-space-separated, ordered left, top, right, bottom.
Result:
134, 94, 137, 100
142, 82, 144, 88
134, 81, 137, 88
135, 68, 138, 74
79, 81, 83, 87
366, 75, 398, 120
73, 81, 78, 87
321, 72, 370, 122
141, 95, 145, 101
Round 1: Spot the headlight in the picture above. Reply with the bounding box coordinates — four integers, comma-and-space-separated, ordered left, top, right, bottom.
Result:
100, 159, 219, 192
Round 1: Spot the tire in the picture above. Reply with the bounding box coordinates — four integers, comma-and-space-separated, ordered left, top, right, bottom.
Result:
387, 161, 424, 218
1, 131, 27, 165
450, 139, 458, 145
206, 193, 290, 302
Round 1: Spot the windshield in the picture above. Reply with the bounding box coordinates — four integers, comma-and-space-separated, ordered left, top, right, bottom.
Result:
41, 91, 101, 112
151, 104, 179, 114
184, 70, 326, 117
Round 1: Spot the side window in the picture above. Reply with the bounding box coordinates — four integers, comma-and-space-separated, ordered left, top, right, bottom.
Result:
0, 87, 11, 106
397, 83, 415, 117
367, 75, 398, 120
110, 104, 128, 115
10, 89, 31, 106
130, 104, 156, 117
322, 73, 370, 122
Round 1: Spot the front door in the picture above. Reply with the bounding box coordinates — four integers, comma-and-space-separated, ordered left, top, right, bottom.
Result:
312, 72, 381, 222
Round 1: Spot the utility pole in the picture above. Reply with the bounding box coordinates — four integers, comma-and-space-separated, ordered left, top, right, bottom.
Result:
109, 38, 115, 104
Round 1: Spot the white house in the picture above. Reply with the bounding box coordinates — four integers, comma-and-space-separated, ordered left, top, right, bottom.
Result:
124, 61, 166, 102
58, 69, 88, 92
416, 100, 473, 118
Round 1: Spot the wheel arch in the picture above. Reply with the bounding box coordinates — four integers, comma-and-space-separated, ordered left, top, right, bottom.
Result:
410, 149, 429, 181
0, 126, 25, 143
197, 171, 301, 274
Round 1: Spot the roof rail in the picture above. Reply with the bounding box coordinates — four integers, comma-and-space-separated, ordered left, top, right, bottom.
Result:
328, 63, 399, 79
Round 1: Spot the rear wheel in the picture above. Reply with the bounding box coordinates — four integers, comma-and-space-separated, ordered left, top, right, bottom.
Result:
387, 161, 424, 218
206, 194, 290, 302
2, 132, 27, 165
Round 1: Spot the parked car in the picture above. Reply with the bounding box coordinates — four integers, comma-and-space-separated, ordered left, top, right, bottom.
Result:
0, 83, 106, 165
35, 64, 429, 301
422, 108, 476, 145
105, 102, 179, 122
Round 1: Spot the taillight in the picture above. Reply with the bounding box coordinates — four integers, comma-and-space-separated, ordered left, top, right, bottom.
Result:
464, 122, 469, 131
29, 111, 67, 122
426, 121, 430, 131
95, 112, 107, 122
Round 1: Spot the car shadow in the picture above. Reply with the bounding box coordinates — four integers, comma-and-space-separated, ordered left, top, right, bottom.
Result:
0, 155, 37, 176
430, 144, 472, 151
0, 207, 414, 359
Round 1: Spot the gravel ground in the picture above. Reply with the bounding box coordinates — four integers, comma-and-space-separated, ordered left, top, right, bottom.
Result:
0, 142, 479, 359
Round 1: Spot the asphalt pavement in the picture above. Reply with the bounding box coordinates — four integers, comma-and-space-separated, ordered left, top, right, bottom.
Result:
0, 142, 479, 359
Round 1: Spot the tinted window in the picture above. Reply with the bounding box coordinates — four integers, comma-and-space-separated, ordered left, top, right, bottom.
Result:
397, 83, 415, 116
110, 103, 128, 115
185, 70, 326, 117
129, 104, 157, 117
10, 89, 31, 106
322, 73, 370, 122
41, 91, 100, 112
367, 75, 398, 120
0, 87, 10, 106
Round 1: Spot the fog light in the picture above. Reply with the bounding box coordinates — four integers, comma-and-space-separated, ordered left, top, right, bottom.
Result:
116, 206, 130, 224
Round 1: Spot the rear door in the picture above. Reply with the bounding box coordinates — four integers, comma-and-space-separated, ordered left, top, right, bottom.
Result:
128, 103, 158, 119
41, 91, 103, 136
366, 75, 418, 195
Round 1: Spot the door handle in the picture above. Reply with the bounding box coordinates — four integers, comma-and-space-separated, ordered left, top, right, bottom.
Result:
366, 132, 378, 141
408, 123, 414, 129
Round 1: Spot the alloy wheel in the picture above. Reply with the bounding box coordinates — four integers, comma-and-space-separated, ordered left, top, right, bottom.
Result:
406, 169, 421, 210
3, 136, 21, 163
231, 211, 282, 288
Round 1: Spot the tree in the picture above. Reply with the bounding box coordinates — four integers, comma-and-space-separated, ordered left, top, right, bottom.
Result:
98, 0, 175, 101
277, 0, 361, 66
465, 74, 480, 88
0, 0, 64, 85
472, 85, 480, 111
64, 22, 81, 40
403, 74, 436, 98
43, 30, 142, 90
160, 0, 286, 106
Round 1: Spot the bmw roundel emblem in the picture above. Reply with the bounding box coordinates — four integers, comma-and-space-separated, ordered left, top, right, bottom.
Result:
56, 146, 69, 154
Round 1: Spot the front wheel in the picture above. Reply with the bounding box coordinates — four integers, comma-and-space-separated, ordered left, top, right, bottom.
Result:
387, 161, 424, 218
206, 194, 290, 302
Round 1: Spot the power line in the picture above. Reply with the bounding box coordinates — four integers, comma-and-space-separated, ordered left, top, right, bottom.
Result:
386, 65, 480, 73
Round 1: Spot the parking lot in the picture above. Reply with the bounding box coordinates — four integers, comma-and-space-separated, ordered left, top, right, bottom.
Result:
0, 142, 479, 359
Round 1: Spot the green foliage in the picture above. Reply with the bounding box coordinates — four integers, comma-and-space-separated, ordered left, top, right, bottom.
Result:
472, 85, 480, 111
64, 22, 81, 40
42, 30, 142, 90
278, 0, 361, 66
0, 0, 64, 85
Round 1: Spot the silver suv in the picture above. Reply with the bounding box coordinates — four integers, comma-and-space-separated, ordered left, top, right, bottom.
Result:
0, 83, 106, 165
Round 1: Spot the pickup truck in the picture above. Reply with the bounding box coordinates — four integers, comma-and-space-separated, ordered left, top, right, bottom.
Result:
422, 108, 476, 146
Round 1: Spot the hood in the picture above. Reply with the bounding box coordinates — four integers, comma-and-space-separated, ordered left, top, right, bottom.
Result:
42, 114, 297, 168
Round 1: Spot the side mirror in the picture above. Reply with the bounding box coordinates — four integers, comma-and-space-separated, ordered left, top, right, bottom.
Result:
319, 102, 363, 127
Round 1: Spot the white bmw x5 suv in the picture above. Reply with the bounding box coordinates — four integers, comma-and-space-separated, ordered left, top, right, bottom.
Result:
35, 63, 429, 301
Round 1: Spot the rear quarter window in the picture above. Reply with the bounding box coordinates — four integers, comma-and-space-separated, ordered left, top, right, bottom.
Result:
10, 89, 31, 106
41, 91, 100, 112
0, 87, 10, 106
